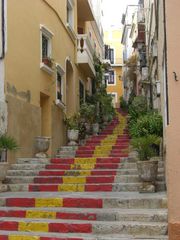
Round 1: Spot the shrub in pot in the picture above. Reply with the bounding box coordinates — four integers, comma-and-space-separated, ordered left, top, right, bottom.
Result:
64, 114, 80, 146
80, 103, 95, 135
131, 134, 161, 193
0, 134, 18, 190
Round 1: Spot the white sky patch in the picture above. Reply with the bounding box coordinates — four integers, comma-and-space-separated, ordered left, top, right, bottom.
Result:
102, 0, 138, 30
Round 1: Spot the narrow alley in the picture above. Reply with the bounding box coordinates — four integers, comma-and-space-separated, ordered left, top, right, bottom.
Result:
0, 110, 167, 239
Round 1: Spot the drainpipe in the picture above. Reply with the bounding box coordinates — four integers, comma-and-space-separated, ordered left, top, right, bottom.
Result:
0, 0, 5, 59
163, 0, 169, 125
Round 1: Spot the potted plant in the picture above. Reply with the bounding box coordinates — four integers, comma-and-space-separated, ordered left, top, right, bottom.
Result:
34, 136, 51, 158
80, 103, 95, 135
92, 114, 100, 135
0, 134, 18, 186
131, 134, 161, 193
64, 113, 80, 146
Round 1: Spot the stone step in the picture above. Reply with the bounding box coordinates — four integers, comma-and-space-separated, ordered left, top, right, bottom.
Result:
7, 168, 165, 176
0, 218, 168, 235
0, 231, 168, 240
0, 192, 167, 209
6, 181, 166, 192
10, 162, 165, 171
5, 174, 165, 184
59, 146, 79, 151
0, 207, 167, 222
16, 157, 123, 164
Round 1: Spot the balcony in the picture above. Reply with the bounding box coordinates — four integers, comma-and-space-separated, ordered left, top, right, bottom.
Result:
77, 34, 95, 76
77, 0, 94, 22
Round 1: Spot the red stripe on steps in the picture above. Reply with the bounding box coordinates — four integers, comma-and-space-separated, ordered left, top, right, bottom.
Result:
0, 210, 26, 218
39, 171, 65, 176
56, 212, 96, 221
34, 177, 63, 184
91, 170, 117, 175
63, 198, 103, 208
41, 237, 83, 240
0, 236, 8, 240
29, 184, 58, 192
51, 159, 74, 164
48, 223, 92, 233
85, 184, 113, 192
0, 221, 18, 231
6, 198, 35, 207
86, 176, 114, 183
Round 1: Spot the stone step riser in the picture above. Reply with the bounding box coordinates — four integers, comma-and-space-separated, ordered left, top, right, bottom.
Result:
6, 182, 166, 192
11, 162, 165, 171
7, 168, 165, 176
0, 219, 167, 236
0, 209, 167, 222
5, 175, 165, 184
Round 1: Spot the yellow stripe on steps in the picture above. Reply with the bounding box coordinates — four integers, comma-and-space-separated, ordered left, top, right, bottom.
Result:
18, 222, 49, 232
63, 176, 86, 184
35, 198, 63, 207
9, 236, 40, 240
26, 210, 56, 219
58, 184, 85, 192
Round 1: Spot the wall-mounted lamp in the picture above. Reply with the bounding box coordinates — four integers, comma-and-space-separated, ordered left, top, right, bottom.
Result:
173, 71, 178, 81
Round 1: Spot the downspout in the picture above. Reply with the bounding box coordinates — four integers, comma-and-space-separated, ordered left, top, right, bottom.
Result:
0, 0, 5, 59
163, 0, 169, 124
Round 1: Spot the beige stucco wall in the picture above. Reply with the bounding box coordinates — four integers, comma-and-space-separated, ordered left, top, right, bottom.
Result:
104, 29, 123, 107
165, 0, 180, 238
5, 0, 98, 161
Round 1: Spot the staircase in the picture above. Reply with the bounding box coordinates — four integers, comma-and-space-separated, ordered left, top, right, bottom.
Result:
0, 110, 168, 239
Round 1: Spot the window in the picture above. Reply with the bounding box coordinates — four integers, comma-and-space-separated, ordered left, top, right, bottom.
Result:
79, 80, 85, 105
107, 70, 115, 85
40, 25, 54, 74
104, 45, 114, 64
67, 0, 74, 29
56, 64, 65, 108
57, 72, 62, 101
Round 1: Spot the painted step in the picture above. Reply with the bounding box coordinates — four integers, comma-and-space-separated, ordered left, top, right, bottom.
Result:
5, 174, 165, 184
0, 233, 168, 240
14, 157, 135, 165
7, 168, 165, 177
6, 181, 166, 192
0, 192, 167, 209
0, 218, 168, 235
0, 207, 167, 222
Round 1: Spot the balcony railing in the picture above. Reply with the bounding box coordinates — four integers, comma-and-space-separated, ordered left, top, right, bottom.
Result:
77, 34, 95, 76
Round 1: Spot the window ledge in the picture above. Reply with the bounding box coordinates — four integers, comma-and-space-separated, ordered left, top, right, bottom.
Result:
40, 63, 54, 75
66, 23, 76, 41
56, 99, 66, 110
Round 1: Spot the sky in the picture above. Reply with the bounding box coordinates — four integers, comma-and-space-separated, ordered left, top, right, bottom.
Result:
102, 0, 138, 30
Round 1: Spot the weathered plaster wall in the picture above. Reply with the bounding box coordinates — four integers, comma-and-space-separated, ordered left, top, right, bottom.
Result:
165, 0, 180, 239
6, 95, 41, 163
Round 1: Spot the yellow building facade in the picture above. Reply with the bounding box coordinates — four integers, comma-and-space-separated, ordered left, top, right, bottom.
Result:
4, 0, 103, 161
104, 29, 123, 108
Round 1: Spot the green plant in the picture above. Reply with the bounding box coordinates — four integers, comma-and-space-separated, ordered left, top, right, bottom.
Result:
128, 96, 148, 122
80, 103, 96, 124
64, 113, 80, 130
131, 135, 161, 161
129, 112, 163, 138
120, 96, 128, 111
0, 134, 18, 151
